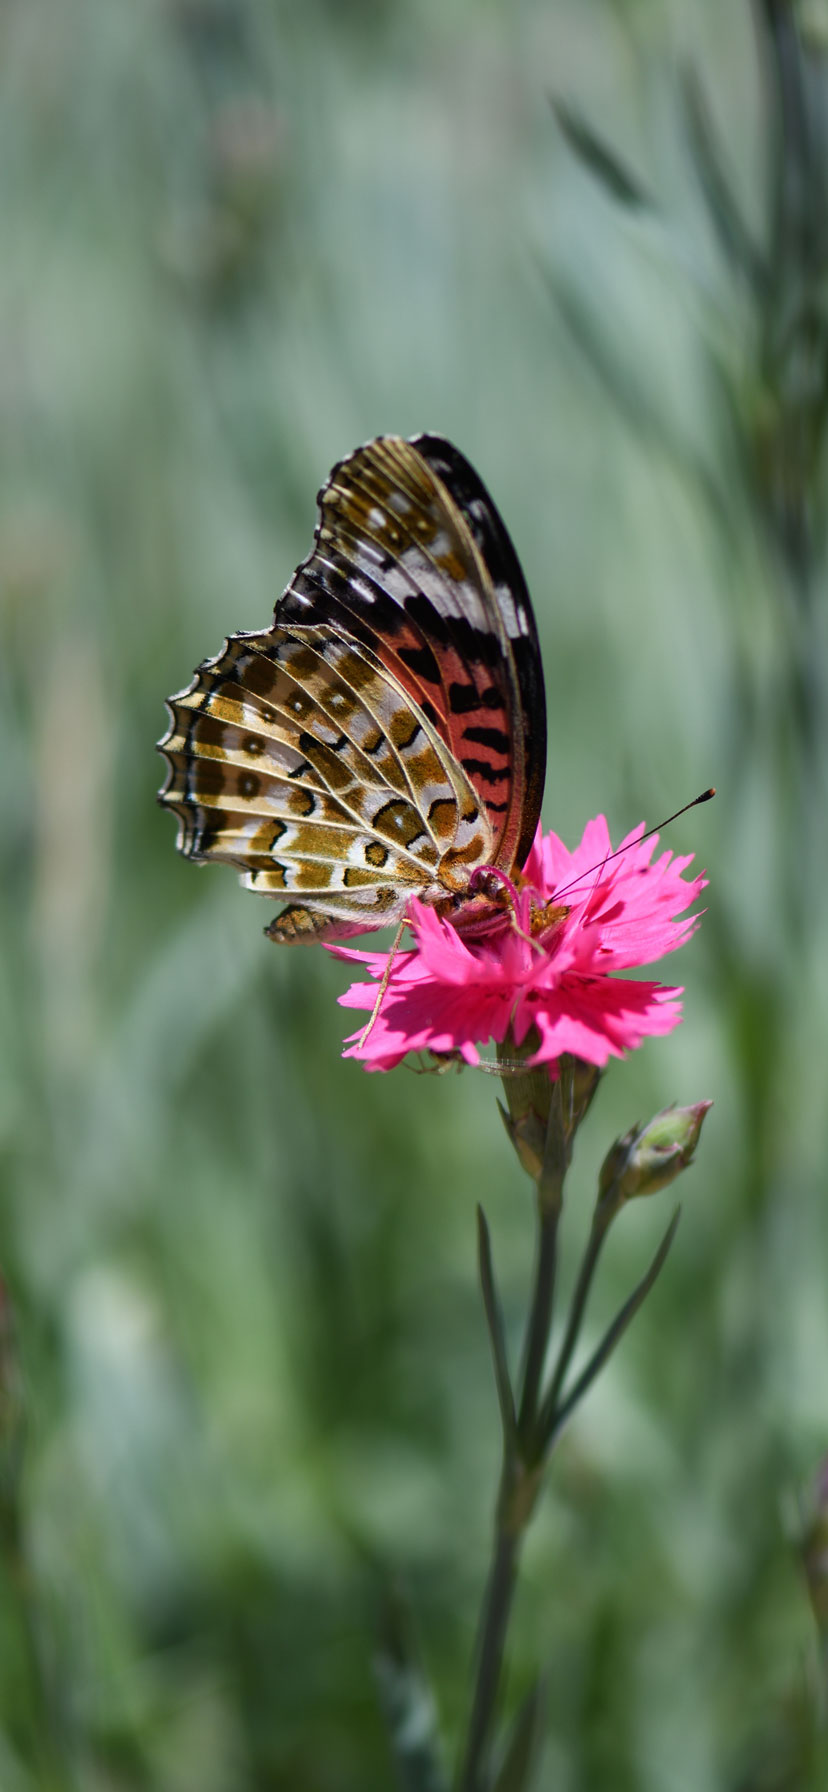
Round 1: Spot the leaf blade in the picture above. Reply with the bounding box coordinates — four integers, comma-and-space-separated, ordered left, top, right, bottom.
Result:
492, 1677, 546, 1792
551, 96, 653, 209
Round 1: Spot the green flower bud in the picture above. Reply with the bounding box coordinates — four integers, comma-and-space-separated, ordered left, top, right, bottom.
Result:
497, 1038, 602, 1182
497, 1032, 553, 1181
599, 1101, 712, 1207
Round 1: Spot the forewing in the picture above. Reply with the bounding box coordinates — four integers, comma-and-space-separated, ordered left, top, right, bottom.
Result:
276, 434, 547, 873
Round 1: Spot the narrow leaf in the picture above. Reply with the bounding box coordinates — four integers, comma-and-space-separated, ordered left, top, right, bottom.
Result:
477, 1206, 517, 1445
546, 1208, 681, 1447
375, 1590, 449, 1792
551, 96, 653, 209
492, 1677, 546, 1792
682, 66, 767, 289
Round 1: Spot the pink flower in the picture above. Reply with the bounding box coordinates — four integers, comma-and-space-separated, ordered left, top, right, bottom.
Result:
329, 816, 707, 1073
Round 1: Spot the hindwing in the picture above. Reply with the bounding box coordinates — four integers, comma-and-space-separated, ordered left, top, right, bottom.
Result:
159, 624, 493, 940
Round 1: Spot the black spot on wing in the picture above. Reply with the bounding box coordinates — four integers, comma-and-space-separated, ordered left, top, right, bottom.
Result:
461, 725, 510, 753
403, 591, 451, 646
448, 682, 504, 714
461, 757, 509, 786
397, 643, 441, 684
381, 583, 505, 673
441, 619, 503, 670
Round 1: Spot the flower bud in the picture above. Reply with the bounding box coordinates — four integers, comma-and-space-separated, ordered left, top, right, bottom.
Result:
497, 1031, 554, 1182
561, 1055, 603, 1146
497, 1039, 602, 1182
599, 1101, 712, 1207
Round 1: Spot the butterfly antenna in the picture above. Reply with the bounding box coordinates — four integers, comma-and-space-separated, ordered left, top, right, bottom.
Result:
355, 918, 409, 1053
552, 787, 715, 905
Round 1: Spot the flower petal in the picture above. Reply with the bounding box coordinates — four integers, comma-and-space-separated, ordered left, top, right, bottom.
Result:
328, 812, 706, 1073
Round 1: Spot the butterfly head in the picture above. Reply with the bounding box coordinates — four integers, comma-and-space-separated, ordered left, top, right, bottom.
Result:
454, 863, 569, 951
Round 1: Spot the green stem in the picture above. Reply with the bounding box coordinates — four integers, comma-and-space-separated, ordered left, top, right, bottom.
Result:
458, 1089, 566, 1791
516, 1198, 560, 1441
457, 1497, 521, 1792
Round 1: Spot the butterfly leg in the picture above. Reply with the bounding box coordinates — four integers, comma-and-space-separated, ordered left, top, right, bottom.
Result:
355, 918, 409, 1051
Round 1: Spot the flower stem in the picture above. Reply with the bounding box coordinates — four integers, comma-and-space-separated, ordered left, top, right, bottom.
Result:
518, 1075, 567, 1441
458, 1087, 566, 1791
459, 1194, 609, 1788
517, 1196, 560, 1440
457, 1496, 520, 1792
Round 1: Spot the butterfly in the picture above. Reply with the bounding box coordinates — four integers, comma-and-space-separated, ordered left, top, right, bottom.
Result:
158, 434, 547, 944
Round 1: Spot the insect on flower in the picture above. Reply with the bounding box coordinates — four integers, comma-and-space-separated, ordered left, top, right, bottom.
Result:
158, 435, 709, 1068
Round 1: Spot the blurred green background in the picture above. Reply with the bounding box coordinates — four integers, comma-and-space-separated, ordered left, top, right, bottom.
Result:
3, 1, 828, 1786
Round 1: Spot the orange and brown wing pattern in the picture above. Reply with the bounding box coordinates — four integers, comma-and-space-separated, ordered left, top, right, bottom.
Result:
278, 435, 546, 874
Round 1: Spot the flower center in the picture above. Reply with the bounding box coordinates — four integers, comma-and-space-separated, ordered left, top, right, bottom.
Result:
529, 899, 569, 938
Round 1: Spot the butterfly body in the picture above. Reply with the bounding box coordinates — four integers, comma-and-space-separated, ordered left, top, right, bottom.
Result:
158, 435, 547, 943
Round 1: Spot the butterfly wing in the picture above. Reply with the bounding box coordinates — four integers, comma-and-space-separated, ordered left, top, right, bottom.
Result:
158, 622, 494, 942
158, 435, 546, 941
279, 434, 546, 874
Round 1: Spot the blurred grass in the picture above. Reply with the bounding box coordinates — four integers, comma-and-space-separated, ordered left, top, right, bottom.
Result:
2, 0, 828, 1787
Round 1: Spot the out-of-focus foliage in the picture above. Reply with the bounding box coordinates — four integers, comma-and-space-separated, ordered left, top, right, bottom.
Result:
2, 0, 828, 1786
